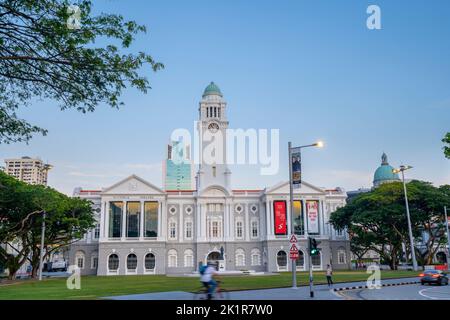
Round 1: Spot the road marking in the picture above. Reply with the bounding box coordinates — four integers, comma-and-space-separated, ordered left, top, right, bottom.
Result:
418, 286, 450, 300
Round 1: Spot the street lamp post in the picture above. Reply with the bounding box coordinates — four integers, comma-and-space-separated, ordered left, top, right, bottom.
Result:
288, 141, 323, 290
393, 165, 418, 271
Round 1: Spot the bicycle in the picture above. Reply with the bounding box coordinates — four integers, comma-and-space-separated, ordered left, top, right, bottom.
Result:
193, 280, 230, 300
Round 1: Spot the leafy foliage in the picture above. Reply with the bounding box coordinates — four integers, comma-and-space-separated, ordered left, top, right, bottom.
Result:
0, 0, 163, 143
330, 181, 450, 269
443, 132, 450, 159
0, 171, 95, 279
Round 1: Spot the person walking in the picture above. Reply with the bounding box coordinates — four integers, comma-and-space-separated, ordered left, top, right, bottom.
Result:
326, 264, 333, 288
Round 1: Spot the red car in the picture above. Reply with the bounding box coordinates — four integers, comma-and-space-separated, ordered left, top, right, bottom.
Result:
419, 270, 449, 286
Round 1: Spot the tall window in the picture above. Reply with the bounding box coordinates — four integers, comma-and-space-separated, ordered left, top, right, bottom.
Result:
338, 248, 346, 264
109, 202, 123, 238
145, 253, 156, 271
126, 202, 140, 238
312, 252, 322, 268
212, 221, 219, 238
235, 249, 245, 267
251, 220, 258, 238
296, 250, 305, 269
127, 254, 137, 271
168, 249, 177, 267
94, 223, 100, 239
293, 200, 304, 235
251, 249, 261, 266
144, 202, 158, 237
185, 221, 193, 239
76, 251, 85, 269
91, 254, 98, 269
235, 221, 243, 239
212, 166, 216, 177
218, 107, 221, 118
169, 221, 177, 240
184, 249, 194, 267
108, 254, 119, 271
277, 251, 287, 269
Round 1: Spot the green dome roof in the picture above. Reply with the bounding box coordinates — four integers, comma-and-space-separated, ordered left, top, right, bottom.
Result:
202, 82, 222, 97
373, 153, 400, 186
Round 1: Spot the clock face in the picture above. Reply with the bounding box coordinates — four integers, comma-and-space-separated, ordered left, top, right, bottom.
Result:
208, 122, 220, 133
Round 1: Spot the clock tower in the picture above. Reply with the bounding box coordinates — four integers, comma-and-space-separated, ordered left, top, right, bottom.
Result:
196, 82, 231, 191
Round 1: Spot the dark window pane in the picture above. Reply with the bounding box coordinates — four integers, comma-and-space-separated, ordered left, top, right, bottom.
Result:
127, 202, 140, 238
144, 202, 158, 237
109, 202, 123, 238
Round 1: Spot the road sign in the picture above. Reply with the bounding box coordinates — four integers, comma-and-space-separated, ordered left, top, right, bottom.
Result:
289, 234, 298, 243
290, 243, 299, 260
290, 243, 298, 252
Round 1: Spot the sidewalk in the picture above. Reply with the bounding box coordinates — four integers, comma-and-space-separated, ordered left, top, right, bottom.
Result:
104, 277, 419, 300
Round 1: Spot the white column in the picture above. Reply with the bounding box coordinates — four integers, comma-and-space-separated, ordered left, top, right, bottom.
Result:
157, 201, 162, 239
140, 201, 144, 240
196, 203, 201, 241
224, 203, 229, 241
179, 205, 184, 242
245, 204, 250, 241
303, 199, 309, 237
201, 204, 207, 240
122, 201, 127, 240
161, 201, 167, 240
104, 201, 110, 240
100, 202, 106, 240
265, 201, 271, 239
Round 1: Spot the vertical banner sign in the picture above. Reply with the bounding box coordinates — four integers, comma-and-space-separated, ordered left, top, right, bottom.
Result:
306, 201, 319, 234
273, 201, 287, 235
291, 147, 302, 189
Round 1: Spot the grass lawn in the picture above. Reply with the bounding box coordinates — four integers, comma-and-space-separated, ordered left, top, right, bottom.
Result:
0, 270, 418, 300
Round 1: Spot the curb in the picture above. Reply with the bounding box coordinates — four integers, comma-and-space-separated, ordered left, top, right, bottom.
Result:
333, 281, 420, 292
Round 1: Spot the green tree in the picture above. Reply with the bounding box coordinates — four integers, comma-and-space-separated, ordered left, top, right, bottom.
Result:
443, 133, 450, 159
0, 171, 95, 279
330, 181, 450, 269
0, 0, 163, 143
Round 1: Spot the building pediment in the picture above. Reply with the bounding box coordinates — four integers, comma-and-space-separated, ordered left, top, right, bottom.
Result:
102, 175, 165, 195
198, 185, 230, 198
265, 180, 326, 195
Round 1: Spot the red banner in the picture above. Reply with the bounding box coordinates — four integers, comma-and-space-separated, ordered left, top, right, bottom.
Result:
274, 201, 287, 235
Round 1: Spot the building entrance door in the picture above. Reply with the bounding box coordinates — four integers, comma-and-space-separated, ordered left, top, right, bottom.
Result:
207, 251, 223, 271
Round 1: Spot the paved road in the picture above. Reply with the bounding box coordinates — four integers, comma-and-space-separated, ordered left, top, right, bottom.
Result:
105, 277, 421, 300
338, 283, 450, 300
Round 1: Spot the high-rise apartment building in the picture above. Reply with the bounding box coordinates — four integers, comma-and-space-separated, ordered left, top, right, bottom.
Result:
4, 156, 52, 185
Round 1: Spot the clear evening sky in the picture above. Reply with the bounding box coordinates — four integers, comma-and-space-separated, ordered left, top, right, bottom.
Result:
1, 0, 449, 195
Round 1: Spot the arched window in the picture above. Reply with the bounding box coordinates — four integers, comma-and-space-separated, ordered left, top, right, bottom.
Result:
168, 249, 177, 267
235, 248, 246, 267
91, 252, 98, 270
145, 253, 156, 271
277, 251, 287, 270
75, 251, 85, 269
312, 252, 322, 269
296, 250, 305, 270
251, 248, 261, 266
108, 254, 119, 271
184, 249, 194, 267
235, 220, 243, 239
337, 247, 346, 264
127, 254, 137, 272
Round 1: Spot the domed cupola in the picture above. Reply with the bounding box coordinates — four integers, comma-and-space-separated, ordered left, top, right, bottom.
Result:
202, 81, 223, 98
373, 153, 400, 187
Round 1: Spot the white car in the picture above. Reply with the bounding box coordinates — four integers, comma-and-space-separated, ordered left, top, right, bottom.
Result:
51, 260, 67, 272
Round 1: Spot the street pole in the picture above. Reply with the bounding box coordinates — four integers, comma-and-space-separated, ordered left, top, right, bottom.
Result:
308, 238, 314, 298
444, 206, 450, 271
401, 170, 418, 271
288, 142, 297, 289
39, 211, 46, 281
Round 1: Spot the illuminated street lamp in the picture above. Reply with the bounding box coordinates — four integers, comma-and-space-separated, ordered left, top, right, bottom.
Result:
392, 165, 418, 271
288, 140, 324, 293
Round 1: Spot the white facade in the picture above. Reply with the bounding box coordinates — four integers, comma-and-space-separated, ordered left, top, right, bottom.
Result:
68, 83, 350, 275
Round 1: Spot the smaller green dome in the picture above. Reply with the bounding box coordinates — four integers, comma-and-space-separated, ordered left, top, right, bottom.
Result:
373, 153, 400, 186
202, 82, 222, 97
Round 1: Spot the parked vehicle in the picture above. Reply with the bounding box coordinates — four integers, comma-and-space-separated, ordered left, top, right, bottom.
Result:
51, 260, 67, 272
419, 270, 449, 286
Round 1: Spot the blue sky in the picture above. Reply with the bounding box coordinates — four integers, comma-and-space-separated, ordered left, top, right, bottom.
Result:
1, 0, 449, 194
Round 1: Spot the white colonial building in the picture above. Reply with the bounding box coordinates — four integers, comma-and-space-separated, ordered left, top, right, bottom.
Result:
68, 82, 350, 276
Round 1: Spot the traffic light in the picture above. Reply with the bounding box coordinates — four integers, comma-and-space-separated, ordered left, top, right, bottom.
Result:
308, 237, 320, 256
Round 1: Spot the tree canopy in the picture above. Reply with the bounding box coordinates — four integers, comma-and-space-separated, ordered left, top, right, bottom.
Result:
0, 171, 95, 279
443, 132, 450, 159
330, 181, 450, 269
0, 0, 163, 143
